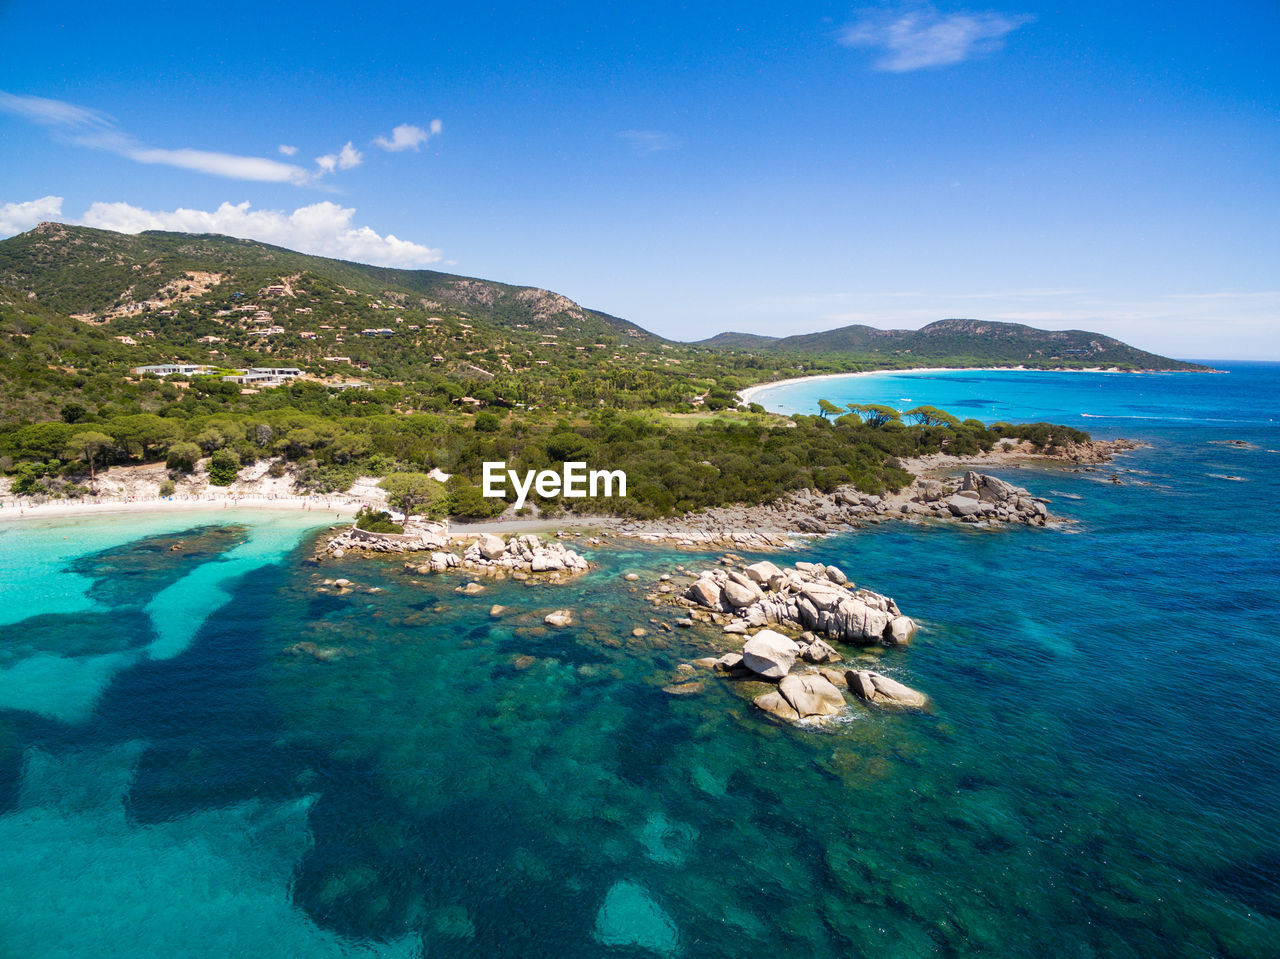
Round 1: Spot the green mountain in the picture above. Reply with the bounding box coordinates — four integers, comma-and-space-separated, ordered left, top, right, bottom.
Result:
0, 222, 1206, 423
0, 221, 658, 344
697, 318, 1207, 371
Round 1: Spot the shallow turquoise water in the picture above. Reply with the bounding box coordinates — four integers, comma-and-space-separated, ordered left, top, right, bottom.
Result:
1, 367, 1278, 957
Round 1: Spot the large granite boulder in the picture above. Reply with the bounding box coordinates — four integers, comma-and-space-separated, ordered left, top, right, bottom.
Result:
946, 495, 983, 518
741, 629, 800, 679
722, 580, 760, 609
477, 533, 506, 561
744, 560, 782, 586
687, 578, 723, 609
800, 638, 841, 664
886, 615, 916, 645
846, 670, 929, 708
778, 672, 846, 718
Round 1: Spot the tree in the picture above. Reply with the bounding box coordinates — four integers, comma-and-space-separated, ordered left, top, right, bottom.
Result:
110, 413, 180, 460
60, 403, 87, 424
207, 448, 241, 486
166, 441, 202, 473
378, 472, 446, 517
194, 427, 227, 453
848, 403, 901, 428
446, 483, 505, 519
65, 431, 113, 480
904, 405, 960, 428
817, 398, 843, 419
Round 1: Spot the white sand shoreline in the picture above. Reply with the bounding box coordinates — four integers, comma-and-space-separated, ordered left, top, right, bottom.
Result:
737, 365, 1147, 406
0, 495, 366, 524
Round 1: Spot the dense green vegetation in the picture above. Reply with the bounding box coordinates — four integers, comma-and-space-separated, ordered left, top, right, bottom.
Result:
0, 222, 1137, 518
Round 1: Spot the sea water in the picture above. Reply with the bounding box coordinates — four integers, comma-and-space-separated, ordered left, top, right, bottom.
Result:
0, 366, 1277, 957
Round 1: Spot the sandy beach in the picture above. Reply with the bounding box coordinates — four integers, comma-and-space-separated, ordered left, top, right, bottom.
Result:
737, 365, 1129, 406
0, 494, 366, 524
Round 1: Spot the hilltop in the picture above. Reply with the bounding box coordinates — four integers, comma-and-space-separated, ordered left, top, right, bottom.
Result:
0, 223, 1206, 384
698, 318, 1207, 372
0, 221, 655, 343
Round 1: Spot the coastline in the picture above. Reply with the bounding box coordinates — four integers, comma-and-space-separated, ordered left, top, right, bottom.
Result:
2, 437, 1137, 545
736, 365, 1189, 406
0, 494, 364, 524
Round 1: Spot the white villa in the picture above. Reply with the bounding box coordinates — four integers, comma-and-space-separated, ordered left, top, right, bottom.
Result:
131, 363, 216, 377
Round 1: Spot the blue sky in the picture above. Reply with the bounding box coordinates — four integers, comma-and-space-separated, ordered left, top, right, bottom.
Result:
1, 1, 1276, 358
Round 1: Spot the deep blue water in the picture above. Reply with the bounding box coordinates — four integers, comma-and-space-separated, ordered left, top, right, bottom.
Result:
1, 364, 1277, 957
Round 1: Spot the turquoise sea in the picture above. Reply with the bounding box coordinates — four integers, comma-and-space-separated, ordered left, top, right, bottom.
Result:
1, 363, 1277, 957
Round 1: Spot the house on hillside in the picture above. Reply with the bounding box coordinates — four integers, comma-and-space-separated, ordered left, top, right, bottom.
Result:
132, 363, 215, 377
221, 368, 302, 388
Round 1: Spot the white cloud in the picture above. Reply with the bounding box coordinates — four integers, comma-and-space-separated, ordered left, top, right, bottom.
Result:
0, 91, 112, 128
278, 144, 298, 156
0, 90, 315, 184
617, 130, 681, 155
79, 200, 443, 268
129, 147, 310, 183
839, 3, 1032, 72
315, 141, 363, 175
0, 195, 64, 235
373, 120, 442, 152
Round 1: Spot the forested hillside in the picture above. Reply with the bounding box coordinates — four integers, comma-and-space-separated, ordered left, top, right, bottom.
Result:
0, 222, 1185, 518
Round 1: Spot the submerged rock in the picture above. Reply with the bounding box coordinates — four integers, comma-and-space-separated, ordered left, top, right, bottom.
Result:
544, 609, 574, 628
593, 881, 679, 956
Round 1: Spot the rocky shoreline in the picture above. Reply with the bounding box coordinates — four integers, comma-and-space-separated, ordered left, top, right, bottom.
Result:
606, 438, 1143, 549
314, 438, 1142, 561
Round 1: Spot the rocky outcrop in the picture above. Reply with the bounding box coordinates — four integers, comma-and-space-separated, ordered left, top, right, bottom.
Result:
404, 533, 589, 579
656, 556, 934, 726
326, 520, 450, 555
604, 439, 1150, 547
463, 533, 589, 575
680, 561, 915, 648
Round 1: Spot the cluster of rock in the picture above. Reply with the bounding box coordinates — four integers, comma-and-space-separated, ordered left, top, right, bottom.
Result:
404, 533, 589, 578
653, 558, 931, 725
907, 471, 1050, 525
681, 559, 915, 648
324, 520, 449, 557
1057, 438, 1143, 464
711, 629, 930, 723
608, 470, 1056, 548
